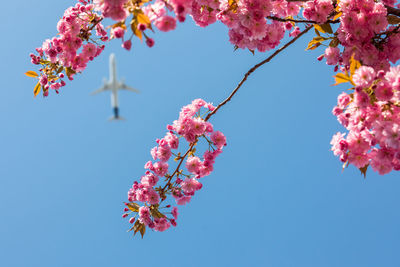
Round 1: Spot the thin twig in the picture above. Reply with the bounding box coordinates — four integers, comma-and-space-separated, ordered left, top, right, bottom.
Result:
285, 0, 400, 17
267, 16, 339, 24
159, 25, 313, 200
161, 142, 196, 192
205, 25, 313, 122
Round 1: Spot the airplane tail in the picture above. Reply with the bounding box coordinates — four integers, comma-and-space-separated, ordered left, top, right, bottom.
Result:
108, 107, 125, 121
108, 116, 125, 121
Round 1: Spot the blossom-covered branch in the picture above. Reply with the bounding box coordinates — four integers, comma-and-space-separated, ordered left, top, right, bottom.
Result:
27, 0, 400, 237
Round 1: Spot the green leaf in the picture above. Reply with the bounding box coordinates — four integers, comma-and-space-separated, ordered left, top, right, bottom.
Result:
25, 71, 38, 78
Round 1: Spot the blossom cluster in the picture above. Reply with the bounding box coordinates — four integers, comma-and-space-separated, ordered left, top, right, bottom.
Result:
331, 65, 400, 175
322, 0, 392, 70
123, 99, 226, 236
29, 0, 107, 96
28, 0, 400, 178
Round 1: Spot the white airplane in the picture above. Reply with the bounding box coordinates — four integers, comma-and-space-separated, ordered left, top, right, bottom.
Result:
91, 53, 140, 120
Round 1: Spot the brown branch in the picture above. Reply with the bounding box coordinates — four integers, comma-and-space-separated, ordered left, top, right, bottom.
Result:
267, 16, 340, 24
285, 0, 400, 17
159, 25, 313, 199
386, 5, 400, 17
161, 142, 196, 193
204, 25, 313, 122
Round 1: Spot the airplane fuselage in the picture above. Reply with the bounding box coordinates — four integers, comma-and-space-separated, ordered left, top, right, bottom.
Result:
91, 53, 139, 120
109, 54, 120, 118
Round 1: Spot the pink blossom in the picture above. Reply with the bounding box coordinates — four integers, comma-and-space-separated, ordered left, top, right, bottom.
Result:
154, 16, 177, 32
186, 156, 202, 174
153, 161, 169, 176
112, 27, 125, 39
141, 172, 159, 187
175, 195, 191, 205
325, 47, 340, 65
353, 66, 376, 88
211, 131, 227, 149
171, 207, 179, 220
146, 189, 160, 205
146, 38, 155, 47
156, 145, 172, 162
122, 40, 132, 51
181, 178, 202, 194
153, 218, 171, 232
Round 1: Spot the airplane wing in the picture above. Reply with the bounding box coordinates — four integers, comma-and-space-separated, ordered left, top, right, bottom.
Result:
119, 83, 140, 93
91, 84, 110, 95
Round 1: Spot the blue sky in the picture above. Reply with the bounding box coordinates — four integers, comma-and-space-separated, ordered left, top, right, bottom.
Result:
1, 1, 400, 266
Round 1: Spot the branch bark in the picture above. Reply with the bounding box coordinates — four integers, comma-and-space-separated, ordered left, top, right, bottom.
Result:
285, 0, 400, 17
205, 25, 313, 122
267, 16, 340, 24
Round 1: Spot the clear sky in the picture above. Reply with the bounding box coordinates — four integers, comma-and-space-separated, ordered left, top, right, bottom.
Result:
1, 1, 400, 266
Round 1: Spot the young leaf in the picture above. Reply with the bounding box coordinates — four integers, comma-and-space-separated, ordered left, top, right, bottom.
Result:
333, 11, 342, 21
314, 23, 333, 34
349, 54, 361, 76
130, 21, 143, 41
126, 202, 140, 212
314, 27, 321, 36
333, 73, 353, 86
33, 82, 41, 97
25, 71, 38, 78
137, 12, 151, 27
306, 36, 327, 50
112, 21, 127, 29
132, 219, 142, 236
65, 67, 76, 78
359, 164, 369, 178
329, 37, 339, 47
387, 15, 400, 25
139, 224, 146, 238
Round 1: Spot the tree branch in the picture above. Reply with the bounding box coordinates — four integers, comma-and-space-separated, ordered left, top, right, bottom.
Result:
267, 16, 339, 24
204, 25, 313, 122
158, 25, 313, 200
285, 0, 400, 17
386, 6, 400, 17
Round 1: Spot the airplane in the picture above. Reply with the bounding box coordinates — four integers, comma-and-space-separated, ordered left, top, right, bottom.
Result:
91, 53, 140, 120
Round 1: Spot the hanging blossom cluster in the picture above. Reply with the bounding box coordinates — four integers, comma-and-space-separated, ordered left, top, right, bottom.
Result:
122, 99, 226, 237
323, 0, 394, 70
305, 0, 400, 175
27, 0, 107, 96
331, 65, 400, 175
